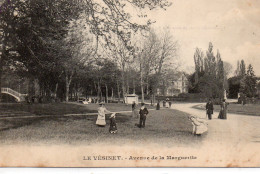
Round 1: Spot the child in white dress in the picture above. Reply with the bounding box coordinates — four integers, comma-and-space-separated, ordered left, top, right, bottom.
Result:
188, 115, 208, 135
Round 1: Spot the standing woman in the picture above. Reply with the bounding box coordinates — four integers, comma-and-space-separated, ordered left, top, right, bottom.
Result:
96, 103, 111, 126
132, 101, 137, 118
218, 99, 228, 119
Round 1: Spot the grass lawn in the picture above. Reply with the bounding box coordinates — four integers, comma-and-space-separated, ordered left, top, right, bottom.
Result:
193, 103, 260, 116
0, 102, 155, 116
0, 108, 205, 147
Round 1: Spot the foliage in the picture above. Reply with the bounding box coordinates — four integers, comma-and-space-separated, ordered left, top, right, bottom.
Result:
239, 64, 257, 98
189, 43, 226, 99
0, 0, 172, 102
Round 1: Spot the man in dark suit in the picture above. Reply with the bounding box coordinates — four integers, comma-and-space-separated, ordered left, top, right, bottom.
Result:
206, 99, 214, 120
137, 103, 149, 128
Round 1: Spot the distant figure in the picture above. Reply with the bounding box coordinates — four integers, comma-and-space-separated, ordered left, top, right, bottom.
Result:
165, 101, 169, 108
109, 113, 117, 133
218, 99, 228, 119
132, 101, 138, 118
156, 101, 160, 110
136, 103, 149, 128
169, 101, 172, 108
96, 103, 111, 126
188, 115, 208, 135
163, 100, 166, 107
206, 99, 214, 120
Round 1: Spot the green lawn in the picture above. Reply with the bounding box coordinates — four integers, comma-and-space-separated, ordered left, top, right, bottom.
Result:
0, 107, 205, 147
193, 103, 260, 116
0, 102, 155, 116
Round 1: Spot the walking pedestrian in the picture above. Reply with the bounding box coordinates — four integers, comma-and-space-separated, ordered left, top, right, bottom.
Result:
163, 100, 166, 107
169, 101, 172, 108
206, 99, 214, 120
218, 99, 228, 119
132, 101, 138, 118
156, 101, 160, 110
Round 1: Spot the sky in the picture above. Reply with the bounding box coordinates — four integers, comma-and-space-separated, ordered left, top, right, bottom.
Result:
143, 0, 260, 75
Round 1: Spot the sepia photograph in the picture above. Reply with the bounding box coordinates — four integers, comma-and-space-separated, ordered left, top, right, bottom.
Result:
0, 0, 260, 167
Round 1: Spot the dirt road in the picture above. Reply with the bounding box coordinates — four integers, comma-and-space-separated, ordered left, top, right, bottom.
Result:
173, 103, 260, 144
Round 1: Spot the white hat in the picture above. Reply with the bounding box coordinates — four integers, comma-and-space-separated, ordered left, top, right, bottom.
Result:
110, 113, 116, 118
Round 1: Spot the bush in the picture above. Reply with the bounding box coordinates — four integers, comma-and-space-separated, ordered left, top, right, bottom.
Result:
177, 93, 189, 98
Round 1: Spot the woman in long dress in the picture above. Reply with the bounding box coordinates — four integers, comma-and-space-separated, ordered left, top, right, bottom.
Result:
96, 103, 111, 126
218, 99, 228, 119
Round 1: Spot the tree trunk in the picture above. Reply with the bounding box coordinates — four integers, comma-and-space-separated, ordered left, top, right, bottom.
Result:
105, 84, 108, 103
146, 77, 149, 95
133, 78, 136, 94
121, 67, 126, 103
116, 79, 120, 101
97, 81, 101, 102
140, 63, 144, 103
111, 87, 114, 99
126, 70, 129, 94
28, 77, 35, 97
0, 33, 7, 102
54, 82, 59, 99
0, 62, 2, 102
122, 81, 126, 103
65, 71, 73, 102
65, 76, 69, 102
152, 74, 159, 104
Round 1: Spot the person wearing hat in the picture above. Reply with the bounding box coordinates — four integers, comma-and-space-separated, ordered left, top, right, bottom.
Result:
96, 102, 112, 126
132, 101, 138, 118
188, 115, 208, 135
206, 98, 214, 120
136, 103, 149, 128
109, 113, 118, 133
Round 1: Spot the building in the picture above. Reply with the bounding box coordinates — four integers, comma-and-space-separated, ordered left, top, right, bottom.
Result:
124, 94, 139, 104
157, 72, 188, 96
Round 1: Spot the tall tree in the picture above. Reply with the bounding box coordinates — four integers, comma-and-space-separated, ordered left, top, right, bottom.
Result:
189, 43, 228, 99
239, 59, 246, 77
193, 48, 204, 84
240, 64, 257, 98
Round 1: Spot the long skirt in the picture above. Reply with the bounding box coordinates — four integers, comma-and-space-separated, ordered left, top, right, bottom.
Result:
132, 109, 138, 118
218, 109, 227, 119
96, 115, 106, 126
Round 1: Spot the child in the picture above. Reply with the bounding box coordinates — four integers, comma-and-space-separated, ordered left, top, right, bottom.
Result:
109, 113, 118, 134
188, 115, 208, 135
136, 103, 149, 128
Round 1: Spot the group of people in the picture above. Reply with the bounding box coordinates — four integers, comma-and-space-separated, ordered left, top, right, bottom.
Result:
96, 102, 149, 134
206, 98, 228, 120
188, 98, 229, 136
95, 102, 118, 133
95, 98, 228, 136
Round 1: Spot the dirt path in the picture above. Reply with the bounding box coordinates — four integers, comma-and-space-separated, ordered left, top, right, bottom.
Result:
172, 103, 260, 145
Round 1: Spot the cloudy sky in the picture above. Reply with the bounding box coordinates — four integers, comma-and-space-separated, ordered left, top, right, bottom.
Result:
145, 0, 260, 75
